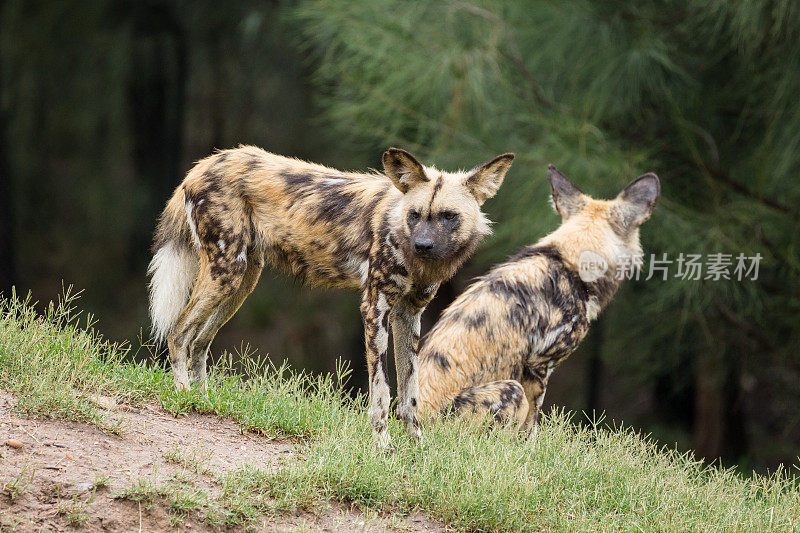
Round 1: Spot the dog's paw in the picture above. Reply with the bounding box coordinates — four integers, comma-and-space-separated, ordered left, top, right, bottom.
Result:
375, 428, 394, 453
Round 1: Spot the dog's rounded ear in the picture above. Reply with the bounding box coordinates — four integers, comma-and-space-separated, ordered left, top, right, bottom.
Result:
615, 173, 660, 229
383, 148, 429, 193
548, 164, 585, 219
465, 153, 514, 205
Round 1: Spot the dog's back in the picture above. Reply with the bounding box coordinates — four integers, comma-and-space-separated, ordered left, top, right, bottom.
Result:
160, 146, 397, 291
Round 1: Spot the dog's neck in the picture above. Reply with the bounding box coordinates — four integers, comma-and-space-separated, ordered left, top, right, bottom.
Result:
538, 227, 641, 321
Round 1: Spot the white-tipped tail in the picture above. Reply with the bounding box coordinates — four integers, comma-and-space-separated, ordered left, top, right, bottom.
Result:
148, 241, 198, 343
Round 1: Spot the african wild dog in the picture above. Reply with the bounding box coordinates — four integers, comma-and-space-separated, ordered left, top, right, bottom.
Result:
148, 145, 514, 448
418, 165, 660, 432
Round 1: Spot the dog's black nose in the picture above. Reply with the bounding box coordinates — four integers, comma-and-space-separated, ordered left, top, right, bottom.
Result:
414, 239, 434, 254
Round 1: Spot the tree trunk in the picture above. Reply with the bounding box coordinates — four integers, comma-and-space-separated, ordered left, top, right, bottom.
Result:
0, 12, 15, 297
127, 3, 187, 269
693, 352, 726, 459
585, 318, 604, 412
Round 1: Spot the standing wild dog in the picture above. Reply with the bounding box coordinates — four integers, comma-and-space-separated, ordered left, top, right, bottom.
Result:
418, 165, 660, 432
148, 145, 514, 448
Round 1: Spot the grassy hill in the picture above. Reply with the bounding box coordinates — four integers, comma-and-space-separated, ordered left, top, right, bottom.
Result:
1, 291, 798, 531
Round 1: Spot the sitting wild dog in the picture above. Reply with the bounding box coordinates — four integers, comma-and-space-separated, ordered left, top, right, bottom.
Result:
148, 145, 514, 448
418, 165, 660, 432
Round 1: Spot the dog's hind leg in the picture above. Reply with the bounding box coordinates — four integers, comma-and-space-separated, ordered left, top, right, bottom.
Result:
448, 380, 529, 427
168, 230, 253, 390
169, 180, 258, 390
188, 252, 264, 388
168, 254, 246, 390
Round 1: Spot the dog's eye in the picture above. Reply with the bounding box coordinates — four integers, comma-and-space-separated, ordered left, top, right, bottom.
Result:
408, 210, 420, 220
441, 211, 457, 221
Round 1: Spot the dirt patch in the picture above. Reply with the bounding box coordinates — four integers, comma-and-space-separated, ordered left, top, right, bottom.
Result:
0, 391, 445, 532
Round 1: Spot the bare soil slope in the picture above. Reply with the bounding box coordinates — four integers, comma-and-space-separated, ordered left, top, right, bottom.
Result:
0, 391, 444, 532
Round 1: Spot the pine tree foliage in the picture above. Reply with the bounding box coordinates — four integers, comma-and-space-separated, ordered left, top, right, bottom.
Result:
293, 0, 800, 464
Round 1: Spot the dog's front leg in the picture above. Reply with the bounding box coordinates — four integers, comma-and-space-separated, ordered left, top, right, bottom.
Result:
361, 288, 395, 451
520, 362, 555, 436
391, 298, 423, 443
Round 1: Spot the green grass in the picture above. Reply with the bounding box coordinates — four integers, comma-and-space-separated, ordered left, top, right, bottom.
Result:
57, 496, 90, 526
2, 464, 36, 501
1, 290, 799, 531
91, 472, 110, 491
115, 476, 166, 508
162, 446, 213, 476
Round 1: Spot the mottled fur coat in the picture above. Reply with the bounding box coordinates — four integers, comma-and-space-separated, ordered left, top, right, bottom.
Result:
148, 145, 514, 448
418, 165, 660, 432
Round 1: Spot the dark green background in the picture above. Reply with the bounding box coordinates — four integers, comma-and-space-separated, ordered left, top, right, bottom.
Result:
2, 0, 799, 472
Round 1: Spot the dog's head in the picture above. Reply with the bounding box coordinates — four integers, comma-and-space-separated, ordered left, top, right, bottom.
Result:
383, 148, 514, 264
545, 164, 660, 278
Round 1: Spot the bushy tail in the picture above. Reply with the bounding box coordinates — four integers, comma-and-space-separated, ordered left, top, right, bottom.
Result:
147, 190, 198, 343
